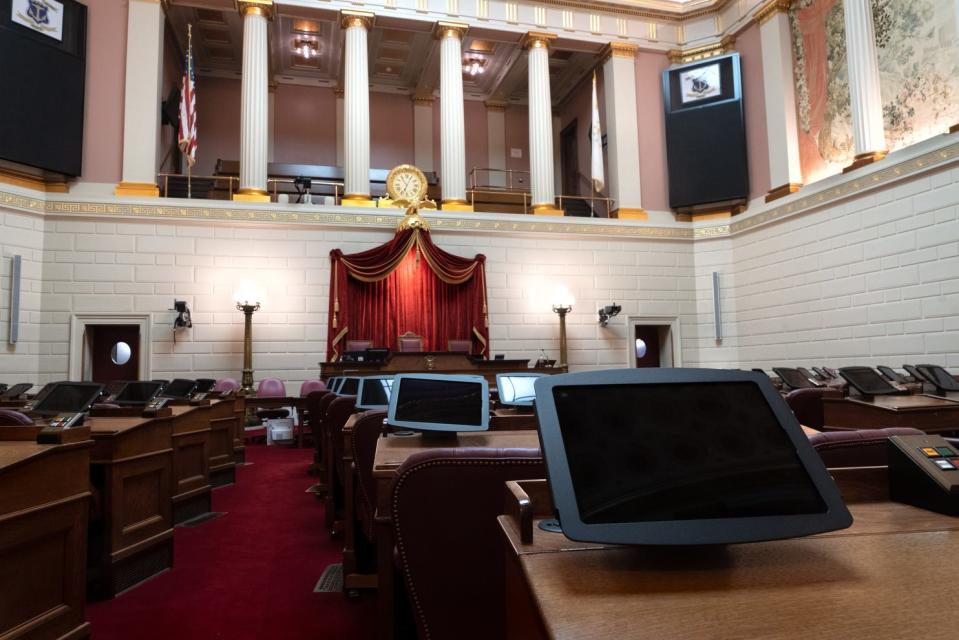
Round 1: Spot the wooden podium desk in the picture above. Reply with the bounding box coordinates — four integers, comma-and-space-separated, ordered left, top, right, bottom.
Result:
823, 394, 959, 432
499, 475, 959, 640
208, 398, 238, 486
0, 440, 93, 640
167, 405, 212, 524
86, 415, 174, 599
320, 353, 566, 386
372, 430, 540, 640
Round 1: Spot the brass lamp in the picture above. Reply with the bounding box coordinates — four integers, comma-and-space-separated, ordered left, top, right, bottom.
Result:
233, 281, 263, 396
551, 285, 574, 368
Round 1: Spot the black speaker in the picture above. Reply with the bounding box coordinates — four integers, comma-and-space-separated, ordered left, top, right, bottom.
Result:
663, 53, 748, 211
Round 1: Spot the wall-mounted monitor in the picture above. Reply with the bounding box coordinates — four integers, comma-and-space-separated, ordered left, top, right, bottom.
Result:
496, 373, 542, 408
387, 374, 489, 433
356, 376, 395, 410
32, 382, 103, 416
534, 368, 852, 545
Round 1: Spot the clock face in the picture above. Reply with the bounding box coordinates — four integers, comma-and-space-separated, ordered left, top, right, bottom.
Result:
386, 165, 428, 202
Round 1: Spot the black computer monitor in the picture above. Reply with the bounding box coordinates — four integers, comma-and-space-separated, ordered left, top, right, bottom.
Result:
533, 368, 852, 545
356, 376, 394, 410
812, 367, 835, 380
194, 379, 217, 393
338, 377, 361, 396
876, 366, 903, 383
837, 367, 899, 397
903, 365, 931, 384
160, 379, 197, 398
916, 364, 959, 393
114, 381, 165, 405
387, 374, 489, 432
495, 373, 542, 407
32, 382, 104, 416
365, 348, 390, 363
772, 367, 818, 390
0, 383, 33, 400
326, 377, 341, 393
796, 367, 818, 381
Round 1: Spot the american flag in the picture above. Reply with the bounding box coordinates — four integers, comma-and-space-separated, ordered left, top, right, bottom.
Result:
178, 29, 197, 167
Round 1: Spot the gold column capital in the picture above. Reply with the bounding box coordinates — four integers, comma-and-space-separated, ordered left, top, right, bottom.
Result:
601, 41, 639, 64
235, 0, 274, 20
667, 35, 736, 65
484, 100, 509, 112
433, 20, 469, 40
521, 31, 557, 50
754, 0, 794, 25
412, 94, 435, 106
333, 87, 344, 98
340, 10, 374, 31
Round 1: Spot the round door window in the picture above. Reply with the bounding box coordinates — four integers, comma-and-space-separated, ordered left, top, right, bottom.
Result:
111, 341, 132, 365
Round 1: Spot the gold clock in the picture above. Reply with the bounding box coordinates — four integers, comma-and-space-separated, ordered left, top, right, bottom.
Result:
386, 164, 428, 203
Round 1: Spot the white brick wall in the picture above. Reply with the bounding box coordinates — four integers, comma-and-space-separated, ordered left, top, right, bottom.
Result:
0, 211, 44, 385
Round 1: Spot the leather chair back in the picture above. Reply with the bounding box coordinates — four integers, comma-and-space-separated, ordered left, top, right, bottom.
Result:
447, 339, 471, 353
300, 379, 327, 396
391, 448, 544, 640
0, 409, 34, 425
785, 387, 829, 430
346, 340, 373, 352
256, 378, 287, 397
350, 409, 388, 541
213, 378, 239, 393
809, 427, 924, 467
323, 395, 357, 528
396, 331, 424, 353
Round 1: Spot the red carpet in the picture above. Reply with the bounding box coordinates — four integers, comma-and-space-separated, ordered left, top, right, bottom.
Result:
87, 445, 375, 639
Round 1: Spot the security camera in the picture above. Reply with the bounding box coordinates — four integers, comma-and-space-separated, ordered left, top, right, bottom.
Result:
597, 303, 621, 327
172, 300, 192, 329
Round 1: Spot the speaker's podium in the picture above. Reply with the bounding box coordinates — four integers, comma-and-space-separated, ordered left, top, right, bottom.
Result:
319, 352, 564, 386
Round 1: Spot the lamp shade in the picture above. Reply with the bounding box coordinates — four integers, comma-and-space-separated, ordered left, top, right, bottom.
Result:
233, 280, 264, 307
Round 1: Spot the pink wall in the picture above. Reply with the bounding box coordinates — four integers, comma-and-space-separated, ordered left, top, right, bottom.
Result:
634, 51, 670, 212
558, 69, 607, 196
737, 23, 771, 201
195, 77, 240, 177
274, 84, 336, 166
80, 0, 126, 183
370, 93, 414, 169
504, 106, 529, 174
464, 101, 488, 180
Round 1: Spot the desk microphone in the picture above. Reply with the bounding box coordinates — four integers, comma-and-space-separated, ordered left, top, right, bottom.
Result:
540, 349, 549, 360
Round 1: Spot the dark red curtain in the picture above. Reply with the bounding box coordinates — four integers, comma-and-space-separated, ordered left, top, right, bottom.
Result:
327, 227, 488, 361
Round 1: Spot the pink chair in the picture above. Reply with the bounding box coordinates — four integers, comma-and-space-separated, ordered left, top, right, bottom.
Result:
256, 378, 287, 397
213, 378, 240, 394
346, 340, 373, 352
397, 331, 424, 353
0, 409, 34, 425
251, 378, 290, 443
300, 380, 327, 396
296, 380, 327, 447
447, 339, 471, 354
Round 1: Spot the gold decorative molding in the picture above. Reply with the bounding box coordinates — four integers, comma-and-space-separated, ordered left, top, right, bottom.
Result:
233, 188, 270, 202
612, 208, 648, 220
765, 182, 802, 202
521, 31, 557, 50
342, 194, 377, 207
114, 182, 160, 197
667, 35, 736, 64
753, 0, 793, 25
601, 42, 639, 64
951, 123, 959, 134
843, 150, 888, 174
441, 200, 474, 212
0, 167, 68, 193
235, 0, 274, 20
484, 100, 509, 112
333, 88, 344, 98
412, 94, 435, 106
340, 10, 374, 31
531, 203, 564, 216
433, 20, 468, 40
534, 0, 734, 23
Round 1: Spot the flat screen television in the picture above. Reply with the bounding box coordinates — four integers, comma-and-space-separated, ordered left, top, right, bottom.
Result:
114, 381, 165, 405
160, 379, 197, 398
838, 367, 899, 397
0, 382, 33, 400
772, 367, 819, 390
32, 382, 103, 416
916, 364, 959, 393
356, 376, 395, 410
387, 374, 489, 433
496, 373, 542, 408
338, 377, 361, 397
534, 368, 852, 545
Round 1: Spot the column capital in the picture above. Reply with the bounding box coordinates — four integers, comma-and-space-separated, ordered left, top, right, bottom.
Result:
334, 87, 344, 98
521, 31, 557, 50
412, 94, 435, 106
433, 20, 468, 40
601, 42, 639, 64
753, 0, 793, 25
235, 0, 274, 20
667, 35, 736, 65
340, 10, 374, 31
484, 100, 509, 112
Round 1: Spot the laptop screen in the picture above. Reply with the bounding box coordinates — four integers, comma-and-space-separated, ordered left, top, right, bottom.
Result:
32, 382, 103, 415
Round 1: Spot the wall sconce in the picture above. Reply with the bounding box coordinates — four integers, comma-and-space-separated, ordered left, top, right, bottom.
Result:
551, 285, 574, 368
597, 303, 621, 327
233, 281, 263, 396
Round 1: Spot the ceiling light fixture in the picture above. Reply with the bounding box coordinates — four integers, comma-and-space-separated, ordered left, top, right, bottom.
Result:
294, 38, 319, 59
463, 57, 486, 76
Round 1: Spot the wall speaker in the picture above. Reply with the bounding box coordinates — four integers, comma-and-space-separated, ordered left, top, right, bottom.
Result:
9, 255, 21, 344
712, 271, 722, 342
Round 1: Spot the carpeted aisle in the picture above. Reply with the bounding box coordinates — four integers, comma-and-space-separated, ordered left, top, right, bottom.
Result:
87, 444, 375, 639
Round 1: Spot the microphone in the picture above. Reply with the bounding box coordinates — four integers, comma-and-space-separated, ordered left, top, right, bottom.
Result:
540, 348, 549, 360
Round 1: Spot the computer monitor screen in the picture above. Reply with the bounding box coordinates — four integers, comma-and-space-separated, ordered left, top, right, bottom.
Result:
32, 382, 104, 415
916, 365, 959, 392
194, 379, 216, 393
357, 376, 394, 410
903, 365, 931, 384
365, 348, 389, 363
115, 381, 165, 404
838, 367, 898, 396
161, 379, 197, 398
326, 378, 341, 393
534, 368, 851, 545
387, 374, 489, 432
338, 377, 360, 396
496, 373, 542, 407
0, 383, 33, 399
876, 366, 903, 383
772, 368, 815, 390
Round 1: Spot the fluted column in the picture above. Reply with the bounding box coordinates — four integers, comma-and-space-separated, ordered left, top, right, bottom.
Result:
435, 22, 472, 211
842, 0, 887, 172
602, 42, 647, 219
523, 32, 563, 216
485, 101, 507, 188
413, 95, 435, 172
234, 0, 272, 202
757, 0, 804, 200
335, 88, 345, 167
341, 11, 375, 207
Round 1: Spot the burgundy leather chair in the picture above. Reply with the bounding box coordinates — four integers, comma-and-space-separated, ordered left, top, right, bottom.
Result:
254, 378, 290, 425
391, 448, 545, 640
396, 331, 424, 353
300, 380, 326, 396
296, 384, 328, 448
785, 387, 830, 430
346, 340, 373, 352
808, 427, 925, 467
322, 395, 357, 533
213, 378, 240, 394
447, 339, 471, 354
344, 409, 388, 583
311, 392, 339, 484
0, 409, 34, 425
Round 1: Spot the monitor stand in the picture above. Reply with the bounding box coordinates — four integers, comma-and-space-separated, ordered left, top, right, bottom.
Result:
538, 519, 563, 534
416, 430, 461, 442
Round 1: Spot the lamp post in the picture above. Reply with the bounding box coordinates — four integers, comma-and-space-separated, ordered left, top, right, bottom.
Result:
234, 282, 262, 396
552, 285, 574, 368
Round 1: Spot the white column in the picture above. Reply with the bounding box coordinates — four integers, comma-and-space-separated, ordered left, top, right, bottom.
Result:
335, 89, 345, 167
552, 113, 562, 198
435, 22, 471, 210
758, 3, 803, 199
523, 32, 562, 215
843, 0, 887, 170
413, 96, 435, 172
234, 1, 272, 202
341, 11, 375, 206
268, 83, 276, 163
115, 0, 164, 197
603, 43, 646, 219
485, 102, 507, 188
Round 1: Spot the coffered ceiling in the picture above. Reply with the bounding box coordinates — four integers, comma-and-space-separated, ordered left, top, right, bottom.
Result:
165, 2, 602, 107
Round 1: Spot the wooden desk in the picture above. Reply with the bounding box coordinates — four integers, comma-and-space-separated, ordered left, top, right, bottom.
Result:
823, 394, 959, 432
500, 477, 959, 640
372, 430, 540, 639
320, 353, 565, 386
208, 398, 238, 486
168, 405, 212, 523
1, 440, 92, 640
86, 415, 173, 598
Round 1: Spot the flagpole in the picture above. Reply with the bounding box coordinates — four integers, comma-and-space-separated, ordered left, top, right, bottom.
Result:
187, 23, 193, 200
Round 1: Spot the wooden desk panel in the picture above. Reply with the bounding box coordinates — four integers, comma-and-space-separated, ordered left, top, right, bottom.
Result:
232, 396, 246, 463
0, 441, 92, 640
208, 398, 238, 486
320, 353, 565, 386
168, 405, 212, 523
823, 395, 959, 432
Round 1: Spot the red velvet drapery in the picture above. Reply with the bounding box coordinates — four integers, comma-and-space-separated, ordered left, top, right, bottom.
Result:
327, 227, 488, 361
